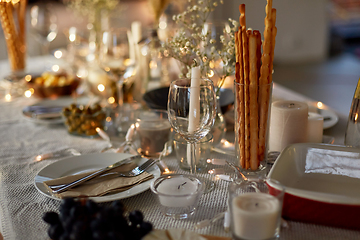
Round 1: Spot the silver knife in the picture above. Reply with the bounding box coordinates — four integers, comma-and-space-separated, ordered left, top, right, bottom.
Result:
51, 154, 141, 194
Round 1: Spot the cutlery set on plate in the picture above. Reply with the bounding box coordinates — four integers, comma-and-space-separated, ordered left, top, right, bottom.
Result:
46, 155, 157, 195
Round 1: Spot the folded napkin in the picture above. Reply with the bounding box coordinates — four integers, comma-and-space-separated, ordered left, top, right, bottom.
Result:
143, 229, 207, 240
43, 162, 154, 199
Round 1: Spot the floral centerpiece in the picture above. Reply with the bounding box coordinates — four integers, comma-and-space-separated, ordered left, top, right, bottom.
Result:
162, 0, 237, 92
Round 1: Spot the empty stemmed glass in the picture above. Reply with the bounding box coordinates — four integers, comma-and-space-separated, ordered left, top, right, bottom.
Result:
30, 4, 57, 55
167, 78, 217, 192
99, 28, 137, 134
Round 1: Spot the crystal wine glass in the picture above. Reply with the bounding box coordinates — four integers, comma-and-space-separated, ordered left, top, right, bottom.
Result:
167, 78, 217, 192
99, 28, 137, 134
30, 4, 58, 55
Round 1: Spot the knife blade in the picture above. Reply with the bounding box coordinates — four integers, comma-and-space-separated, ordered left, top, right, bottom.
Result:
51, 154, 142, 194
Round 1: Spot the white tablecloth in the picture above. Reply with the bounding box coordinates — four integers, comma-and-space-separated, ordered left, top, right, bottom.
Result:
0, 56, 359, 240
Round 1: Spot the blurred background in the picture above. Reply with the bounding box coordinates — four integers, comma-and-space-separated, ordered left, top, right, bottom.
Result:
0, 0, 360, 115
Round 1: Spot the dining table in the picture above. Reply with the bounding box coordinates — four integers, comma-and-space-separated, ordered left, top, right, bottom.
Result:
0, 55, 359, 240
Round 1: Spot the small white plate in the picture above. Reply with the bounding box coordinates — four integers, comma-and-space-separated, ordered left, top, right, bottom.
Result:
22, 96, 94, 124
34, 153, 160, 202
318, 108, 339, 129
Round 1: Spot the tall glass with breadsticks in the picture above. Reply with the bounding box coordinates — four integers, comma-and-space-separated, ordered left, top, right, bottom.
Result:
0, 0, 27, 100
234, 0, 277, 176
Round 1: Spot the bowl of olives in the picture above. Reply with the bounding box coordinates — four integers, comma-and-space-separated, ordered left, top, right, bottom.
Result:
62, 103, 106, 138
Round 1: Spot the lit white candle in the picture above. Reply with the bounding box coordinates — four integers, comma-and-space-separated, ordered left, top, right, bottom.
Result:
269, 100, 308, 152
307, 112, 324, 143
157, 176, 198, 208
232, 193, 281, 240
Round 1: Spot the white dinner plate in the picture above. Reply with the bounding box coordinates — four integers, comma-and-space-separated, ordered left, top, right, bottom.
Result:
22, 96, 93, 124
34, 153, 160, 202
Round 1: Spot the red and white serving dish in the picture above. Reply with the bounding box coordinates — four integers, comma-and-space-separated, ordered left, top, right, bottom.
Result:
267, 143, 360, 230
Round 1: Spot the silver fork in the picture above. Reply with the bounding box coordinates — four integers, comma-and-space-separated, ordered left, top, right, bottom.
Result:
48, 158, 157, 191
119, 158, 157, 177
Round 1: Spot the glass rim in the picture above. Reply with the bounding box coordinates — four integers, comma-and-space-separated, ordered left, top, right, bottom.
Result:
170, 78, 215, 89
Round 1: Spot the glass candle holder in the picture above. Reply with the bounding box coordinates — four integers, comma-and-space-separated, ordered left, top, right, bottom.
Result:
228, 177, 285, 240
150, 174, 204, 219
135, 109, 173, 157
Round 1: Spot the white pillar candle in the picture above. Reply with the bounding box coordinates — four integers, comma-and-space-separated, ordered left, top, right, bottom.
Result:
157, 176, 198, 208
307, 112, 324, 143
232, 193, 281, 240
269, 100, 308, 152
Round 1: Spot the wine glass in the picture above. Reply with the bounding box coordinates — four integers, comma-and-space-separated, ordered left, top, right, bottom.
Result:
99, 28, 137, 134
167, 78, 217, 192
30, 4, 58, 55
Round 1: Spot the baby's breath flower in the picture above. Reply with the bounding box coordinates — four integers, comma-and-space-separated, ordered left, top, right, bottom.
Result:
162, 0, 236, 86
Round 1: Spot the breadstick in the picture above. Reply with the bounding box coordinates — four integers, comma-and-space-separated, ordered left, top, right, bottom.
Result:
239, 4, 246, 27
241, 26, 250, 169
269, 8, 277, 83
248, 30, 260, 170
258, 1, 275, 162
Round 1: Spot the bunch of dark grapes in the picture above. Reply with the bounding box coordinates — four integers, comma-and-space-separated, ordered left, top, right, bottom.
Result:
42, 198, 153, 240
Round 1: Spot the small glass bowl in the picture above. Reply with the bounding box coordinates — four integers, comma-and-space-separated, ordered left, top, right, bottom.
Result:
62, 104, 106, 138
150, 174, 204, 219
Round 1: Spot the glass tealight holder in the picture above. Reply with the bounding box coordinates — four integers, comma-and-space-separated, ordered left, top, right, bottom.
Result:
150, 174, 205, 220
228, 177, 285, 240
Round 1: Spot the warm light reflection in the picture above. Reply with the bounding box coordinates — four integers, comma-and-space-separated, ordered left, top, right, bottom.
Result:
35, 155, 42, 162
207, 70, 214, 78
24, 74, 32, 82
97, 84, 105, 92
317, 101, 323, 109
106, 116, 112, 122
5, 94, 11, 102
355, 113, 358, 121
207, 159, 212, 164
24, 90, 32, 98
54, 50, 63, 59
149, 60, 157, 69
51, 65, 60, 72
220, 139, 234, 149
108, 97, 115, 104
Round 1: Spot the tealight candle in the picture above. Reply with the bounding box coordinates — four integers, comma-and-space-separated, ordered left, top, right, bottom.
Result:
157, 176, 198, 208
232, 193, 281, 240
151, 174, 204, 219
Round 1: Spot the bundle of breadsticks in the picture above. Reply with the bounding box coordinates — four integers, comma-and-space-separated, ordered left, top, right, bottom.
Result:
235, 0, 276, 171
0, 0, 27, 72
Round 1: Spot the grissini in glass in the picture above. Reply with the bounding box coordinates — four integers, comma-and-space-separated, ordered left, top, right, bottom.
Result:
234, 1, 276, 175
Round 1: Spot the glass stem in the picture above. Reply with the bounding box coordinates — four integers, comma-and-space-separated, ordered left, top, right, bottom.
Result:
190, 141, 197, 174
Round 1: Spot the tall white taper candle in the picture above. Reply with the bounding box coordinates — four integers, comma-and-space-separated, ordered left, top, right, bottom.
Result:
187, 67, 201, 167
